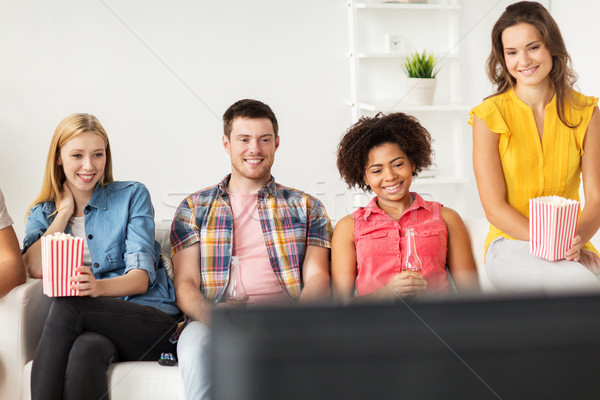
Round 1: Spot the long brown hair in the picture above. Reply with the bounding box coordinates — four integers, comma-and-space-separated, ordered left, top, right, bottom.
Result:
486, 1, 579, 127
27, 113, 113, 215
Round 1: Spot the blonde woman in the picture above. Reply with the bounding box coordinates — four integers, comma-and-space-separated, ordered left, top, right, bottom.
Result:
23, 113, 180, 400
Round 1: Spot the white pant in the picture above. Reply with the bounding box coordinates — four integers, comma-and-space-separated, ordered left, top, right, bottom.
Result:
486, 237, 600, 294
177, 321, 211, 400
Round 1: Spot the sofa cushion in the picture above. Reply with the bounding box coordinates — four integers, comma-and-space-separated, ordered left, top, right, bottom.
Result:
0, 279, 51, 400
22, 361, 185, 400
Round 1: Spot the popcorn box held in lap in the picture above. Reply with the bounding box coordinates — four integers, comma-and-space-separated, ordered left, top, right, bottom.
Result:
41, 233, 84, 296
529, 196, 579, 261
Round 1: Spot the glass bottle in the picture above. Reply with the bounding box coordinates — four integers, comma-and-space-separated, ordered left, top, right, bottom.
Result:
403, 228, 423, 273
224, 256, 248, 306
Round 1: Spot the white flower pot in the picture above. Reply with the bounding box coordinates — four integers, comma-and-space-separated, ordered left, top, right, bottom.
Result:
406, 77, 437, 106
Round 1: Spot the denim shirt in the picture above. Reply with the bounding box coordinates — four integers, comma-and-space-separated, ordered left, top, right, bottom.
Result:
23, 181, 179, 315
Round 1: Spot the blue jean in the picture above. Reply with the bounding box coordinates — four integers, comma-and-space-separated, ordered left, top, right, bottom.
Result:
486, 237, 600, 293
31, 296, 180, 400
177, 321, 212, 400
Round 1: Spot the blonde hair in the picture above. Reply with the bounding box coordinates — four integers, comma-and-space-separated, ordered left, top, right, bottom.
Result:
27, 113, 113, 215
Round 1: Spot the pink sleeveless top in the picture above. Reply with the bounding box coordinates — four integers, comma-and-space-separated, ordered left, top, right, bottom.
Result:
353, 193, 449, 296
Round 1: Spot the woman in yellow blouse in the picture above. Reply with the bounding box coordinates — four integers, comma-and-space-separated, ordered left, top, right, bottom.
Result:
470, 1, 600, 292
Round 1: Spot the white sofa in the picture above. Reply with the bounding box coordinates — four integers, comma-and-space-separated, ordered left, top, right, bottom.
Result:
21, 359, 185, 400
4, 218, 493, 400
1, 221, 186, 400
0, 279, 51, 400
463, 217, 495, 291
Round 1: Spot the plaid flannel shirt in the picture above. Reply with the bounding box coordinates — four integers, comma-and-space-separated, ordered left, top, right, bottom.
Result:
170, 175, 332, 302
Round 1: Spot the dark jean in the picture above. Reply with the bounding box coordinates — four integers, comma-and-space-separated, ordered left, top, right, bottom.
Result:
31, 296, 181, 400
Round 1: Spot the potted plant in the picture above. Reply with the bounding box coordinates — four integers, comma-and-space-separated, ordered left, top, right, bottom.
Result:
403, 50, 440, 105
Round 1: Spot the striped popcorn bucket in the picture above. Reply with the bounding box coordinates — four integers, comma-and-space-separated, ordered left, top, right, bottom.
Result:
529, 196, 579, 261
41, 234, 84, 296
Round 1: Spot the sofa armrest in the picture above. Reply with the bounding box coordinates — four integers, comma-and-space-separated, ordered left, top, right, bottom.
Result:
462, 217, 496, 292
0, 279, 52, 400
156, 220, 174, 280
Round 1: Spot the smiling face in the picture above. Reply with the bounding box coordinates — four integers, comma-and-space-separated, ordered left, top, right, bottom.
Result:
57, 131, 107, 199
364, 142, 415, 211
502, 22, 553, 89
223, 117, 279, 190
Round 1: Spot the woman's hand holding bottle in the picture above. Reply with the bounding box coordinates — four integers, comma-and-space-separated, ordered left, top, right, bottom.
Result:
384, 271, 427, 298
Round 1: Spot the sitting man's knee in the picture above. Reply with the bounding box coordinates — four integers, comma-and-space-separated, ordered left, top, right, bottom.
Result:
177, 321, 211, 359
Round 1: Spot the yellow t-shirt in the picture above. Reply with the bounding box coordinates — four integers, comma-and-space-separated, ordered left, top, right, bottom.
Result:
469, 88, 598, 255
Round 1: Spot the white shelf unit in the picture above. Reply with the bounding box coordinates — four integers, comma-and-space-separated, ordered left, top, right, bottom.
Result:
355, 51, 460, 59
346, 0, 468, 213
354, 3, 459, 10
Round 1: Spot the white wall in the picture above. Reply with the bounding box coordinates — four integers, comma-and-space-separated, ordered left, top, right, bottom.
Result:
0, 0, 351, 240
552, 0, 600, 98
1, 0, 598, 246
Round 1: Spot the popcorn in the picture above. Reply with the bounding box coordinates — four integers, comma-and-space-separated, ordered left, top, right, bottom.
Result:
41, 232, 84, 296
529, 196, 579, 261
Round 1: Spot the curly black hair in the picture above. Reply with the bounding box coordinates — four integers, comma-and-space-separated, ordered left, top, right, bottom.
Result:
336, 112, 433, 192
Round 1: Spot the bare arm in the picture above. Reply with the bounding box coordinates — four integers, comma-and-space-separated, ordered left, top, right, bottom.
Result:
298, 245, 331, 303
331, 215, 357, 301
71, 266, 149, 297
569, 108, 600, 251
0, 226, 26, 297
172, 243, 212, 325
441, 207, 480, 293
472, 115, 529, 240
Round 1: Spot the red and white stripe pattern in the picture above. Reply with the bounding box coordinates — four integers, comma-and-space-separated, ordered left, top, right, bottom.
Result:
41, 233, 84, 297
529, 196, 579, 261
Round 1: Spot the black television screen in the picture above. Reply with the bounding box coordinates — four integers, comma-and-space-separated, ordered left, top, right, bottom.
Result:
212, 293, 600, 400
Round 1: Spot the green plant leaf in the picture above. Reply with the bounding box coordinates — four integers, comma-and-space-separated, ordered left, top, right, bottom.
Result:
403, 50, 440, 78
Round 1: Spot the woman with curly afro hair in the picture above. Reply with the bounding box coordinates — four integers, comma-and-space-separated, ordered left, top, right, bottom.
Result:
332, 112, 479, 301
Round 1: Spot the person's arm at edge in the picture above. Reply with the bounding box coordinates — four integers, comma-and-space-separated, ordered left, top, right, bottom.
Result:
472, 115, 529, 240
441, 207, 480, 293
567, 107, 600, 261
0, 226, 26, 297
172, 243, 212, 324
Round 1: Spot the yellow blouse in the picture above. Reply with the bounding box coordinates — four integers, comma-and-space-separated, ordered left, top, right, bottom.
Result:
469, 89, 598, 254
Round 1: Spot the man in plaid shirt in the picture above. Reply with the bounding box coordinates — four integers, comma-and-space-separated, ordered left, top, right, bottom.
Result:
170, 99, 332, 400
